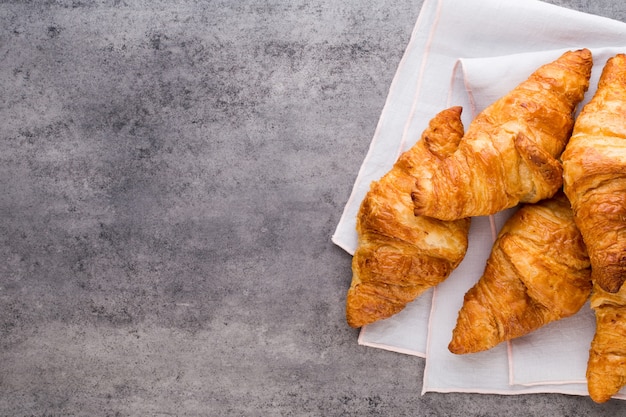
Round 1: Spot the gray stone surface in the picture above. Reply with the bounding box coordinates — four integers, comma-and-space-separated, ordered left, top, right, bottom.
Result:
0, 0, 625, 415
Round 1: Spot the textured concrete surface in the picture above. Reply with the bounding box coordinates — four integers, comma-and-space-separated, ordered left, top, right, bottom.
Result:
1, 1, 626, 416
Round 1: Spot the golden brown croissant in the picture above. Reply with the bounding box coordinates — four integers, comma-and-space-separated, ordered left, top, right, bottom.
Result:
346, 107, 471, 328
587, 283, 626, 403
448, 193, 591, 354
411, 49, 593, 221
562, 54, 626, 294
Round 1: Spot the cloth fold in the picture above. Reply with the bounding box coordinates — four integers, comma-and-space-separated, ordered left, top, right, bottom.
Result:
332, 0, 626, 398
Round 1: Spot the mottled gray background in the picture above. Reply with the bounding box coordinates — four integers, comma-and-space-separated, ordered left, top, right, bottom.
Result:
1, 1, 625, 416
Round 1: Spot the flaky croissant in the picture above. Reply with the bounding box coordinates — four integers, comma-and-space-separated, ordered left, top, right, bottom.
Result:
587, 283, 626, 403
411, 49, 593, 221
346, 107, 471, 328
448, 193, 591, 354
562, 54, 626, 294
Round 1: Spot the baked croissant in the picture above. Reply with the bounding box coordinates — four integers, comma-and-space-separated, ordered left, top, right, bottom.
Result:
562, 54, 626, 294
346, 107, 471, 328
587, 283, 626, 403
411, 49, 593, 221
448, 193, 591, 354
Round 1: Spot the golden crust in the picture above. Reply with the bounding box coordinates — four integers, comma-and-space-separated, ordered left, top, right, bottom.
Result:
587, 283, 626, 403
562, 53, 626, 294
412, 49, 593, 220
448, 193, 591, 354
346, 107, 471, 328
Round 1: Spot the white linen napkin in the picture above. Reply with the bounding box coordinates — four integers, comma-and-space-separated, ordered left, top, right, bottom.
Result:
332, 0, 626, 398
425, 47, 626, 398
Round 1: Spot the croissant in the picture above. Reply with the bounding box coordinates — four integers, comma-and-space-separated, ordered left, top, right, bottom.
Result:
587, 283, 626, 403
411, 49, 593, 221
562, 54, 626, 294
346, 107, 471, 328
448, 193, 591, 354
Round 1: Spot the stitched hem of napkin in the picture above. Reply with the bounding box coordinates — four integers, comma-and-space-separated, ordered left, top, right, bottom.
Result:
358, 332, 427, 358
514, 379, 587, 387
421, 385, 590, 397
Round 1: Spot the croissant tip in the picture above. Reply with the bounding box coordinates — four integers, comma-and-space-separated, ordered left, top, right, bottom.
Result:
447, 342, 463, 355
346, 320, 361, 329
345, 309, 365, 328
568, 48, 591, 58
589, 394, 612, 404
587, 376, 616, 403
449, 105, 463, 115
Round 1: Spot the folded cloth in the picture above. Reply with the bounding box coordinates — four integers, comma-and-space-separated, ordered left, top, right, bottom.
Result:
332, 0, 626, 398
423, 47, 626, 399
